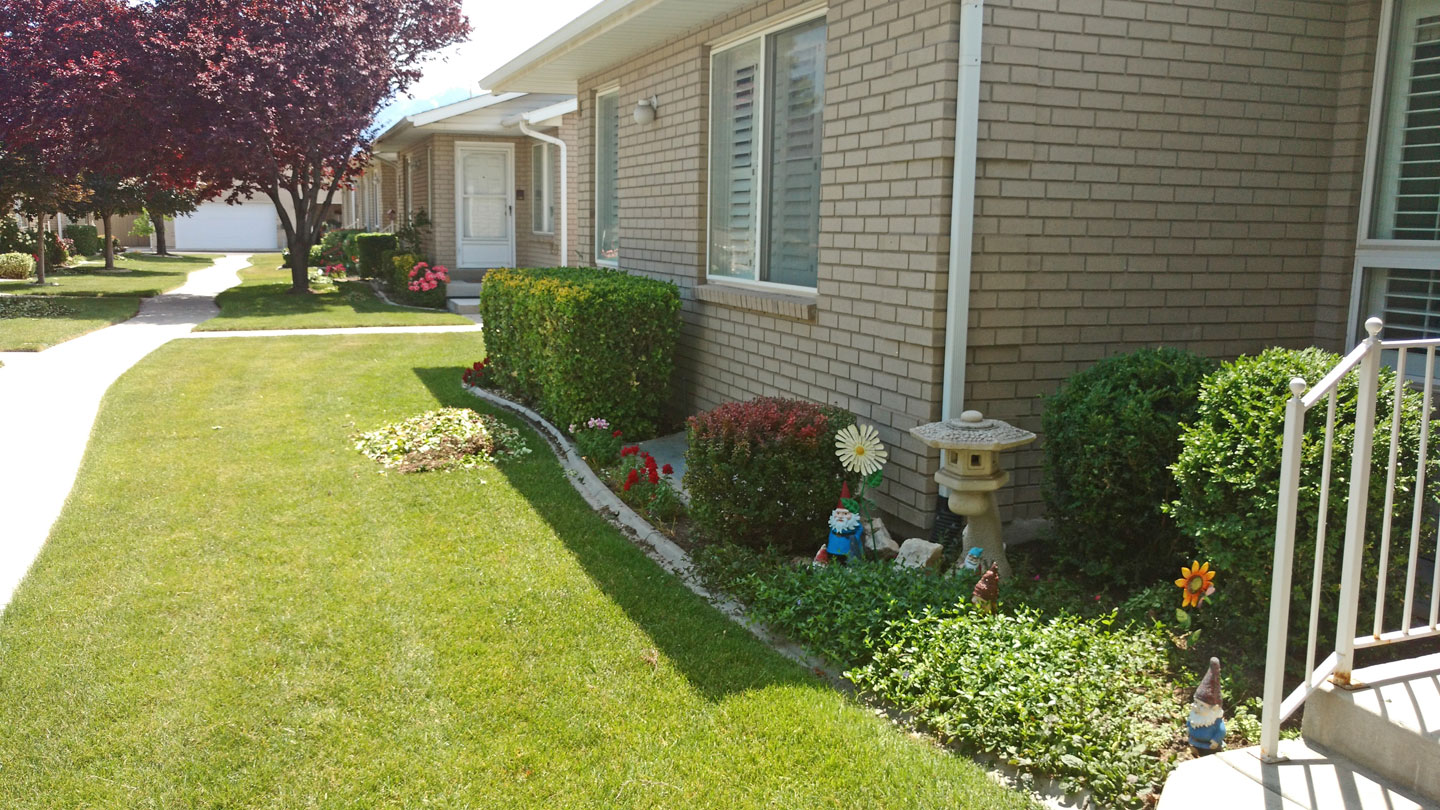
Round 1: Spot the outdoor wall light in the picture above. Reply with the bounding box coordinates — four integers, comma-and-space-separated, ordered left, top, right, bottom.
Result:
633, 96, 658, 125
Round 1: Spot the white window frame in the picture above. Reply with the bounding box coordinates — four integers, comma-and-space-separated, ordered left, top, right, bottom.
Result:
594, 87, 620, 268
703, 7, 828, 296
532, 142, 556, 235
1352, 0, 1440, 339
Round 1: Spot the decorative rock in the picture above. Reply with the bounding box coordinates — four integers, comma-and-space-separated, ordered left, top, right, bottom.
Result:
895, 537, 943, 570
865, 518, 900, 559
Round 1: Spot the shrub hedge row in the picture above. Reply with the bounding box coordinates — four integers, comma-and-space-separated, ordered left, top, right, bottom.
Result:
354, 233, 397, 279
479, 267, 680, 438
62, 224, 100, 256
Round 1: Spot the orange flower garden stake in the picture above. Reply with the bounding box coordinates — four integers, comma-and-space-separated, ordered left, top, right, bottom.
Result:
1176, 561, 1217, 608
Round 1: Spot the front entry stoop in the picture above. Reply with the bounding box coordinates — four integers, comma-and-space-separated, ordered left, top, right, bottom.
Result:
1157, 739, 1430, 810
1301, 651, 1440, 802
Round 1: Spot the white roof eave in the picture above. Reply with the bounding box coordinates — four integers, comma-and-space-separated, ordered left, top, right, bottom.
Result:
479, 0, 760, 93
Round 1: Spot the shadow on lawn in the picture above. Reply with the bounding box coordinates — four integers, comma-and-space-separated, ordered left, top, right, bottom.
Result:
412, 365, 822, 702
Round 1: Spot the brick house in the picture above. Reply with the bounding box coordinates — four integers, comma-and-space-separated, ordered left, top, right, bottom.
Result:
354, 92, 579, 276
478, 0, 1428, 536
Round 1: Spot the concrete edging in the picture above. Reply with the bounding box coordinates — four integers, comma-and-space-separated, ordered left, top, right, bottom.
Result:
461, 383, 1087, 810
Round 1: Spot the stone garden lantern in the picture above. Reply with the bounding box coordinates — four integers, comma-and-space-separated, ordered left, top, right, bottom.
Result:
910, 410, 1036, 580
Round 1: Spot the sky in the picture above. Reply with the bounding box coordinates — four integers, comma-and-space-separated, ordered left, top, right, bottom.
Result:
376, 0, 601, 129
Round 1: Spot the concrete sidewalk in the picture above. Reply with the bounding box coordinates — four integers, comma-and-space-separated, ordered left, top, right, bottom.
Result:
0, 254, 250, 613
184, 324, 483, 338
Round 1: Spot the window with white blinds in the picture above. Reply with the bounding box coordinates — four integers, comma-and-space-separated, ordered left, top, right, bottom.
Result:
1375, 1, 1440, 239
532, 142, 556, 234
708, 15, 826, 288
595, 90, 620, 266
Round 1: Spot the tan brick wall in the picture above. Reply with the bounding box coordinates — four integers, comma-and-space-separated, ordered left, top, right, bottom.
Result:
970, 0, 1372, 517
574, 0, 962, 531
567, 0, 1380, 530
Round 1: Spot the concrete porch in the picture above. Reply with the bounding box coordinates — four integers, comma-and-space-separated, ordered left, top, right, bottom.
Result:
1159, 653, 1440, 809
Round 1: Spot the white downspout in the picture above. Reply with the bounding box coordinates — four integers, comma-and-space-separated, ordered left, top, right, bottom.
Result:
509, 116, 568, 265
940, 0, 984, 421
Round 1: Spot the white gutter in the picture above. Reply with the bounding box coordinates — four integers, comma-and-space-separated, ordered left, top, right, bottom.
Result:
940, 0, 984, 421
505, 113, 569, 265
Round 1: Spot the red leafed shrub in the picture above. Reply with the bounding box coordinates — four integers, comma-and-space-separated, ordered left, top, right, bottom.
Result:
685, 397, 856, 552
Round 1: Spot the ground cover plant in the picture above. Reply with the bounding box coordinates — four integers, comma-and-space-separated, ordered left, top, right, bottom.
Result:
0, 252, 212, 297
691, 547, 1195, 808
353, 407, 530, 472
0, 333, 1033, 809
0, 295, 142, 351
197, 253, 470, 331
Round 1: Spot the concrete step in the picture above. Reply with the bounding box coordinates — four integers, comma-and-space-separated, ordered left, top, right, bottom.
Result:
1303, 651, 1440, 801
447, 297, 479, 315
447, 281, 481, 298
1157, 739, 1430, 810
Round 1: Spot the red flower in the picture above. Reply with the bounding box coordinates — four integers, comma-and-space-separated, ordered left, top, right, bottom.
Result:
621, 445, 640, 457
644, 455, 657, 470
647, 467, 660, 485
623, 468, 639, 491
661, 463, 674, 475
612, 429, 623, 438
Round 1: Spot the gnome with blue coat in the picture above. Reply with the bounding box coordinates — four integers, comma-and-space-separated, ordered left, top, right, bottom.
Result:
1187, 657, 1226, 755
817, 484, 864, 565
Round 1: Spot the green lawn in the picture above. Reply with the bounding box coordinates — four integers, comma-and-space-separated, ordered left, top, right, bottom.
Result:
196, 253, 472, 331
0, 296, 141, 351
0, 253, 215, 297
0, 334, 1032, 809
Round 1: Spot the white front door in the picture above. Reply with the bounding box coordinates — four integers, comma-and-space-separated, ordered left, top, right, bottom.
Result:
455, 143, 515, 268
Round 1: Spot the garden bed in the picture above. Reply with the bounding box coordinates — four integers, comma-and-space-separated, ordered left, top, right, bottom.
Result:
462, 381, 1175, 808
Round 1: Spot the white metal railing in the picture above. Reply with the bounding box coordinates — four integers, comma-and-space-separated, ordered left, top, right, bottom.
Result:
1260, 317, 1440, 760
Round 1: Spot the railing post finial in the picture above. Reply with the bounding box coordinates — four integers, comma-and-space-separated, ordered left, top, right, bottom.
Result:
1366, 317, 1384, 339
1289, 377, 1307, 398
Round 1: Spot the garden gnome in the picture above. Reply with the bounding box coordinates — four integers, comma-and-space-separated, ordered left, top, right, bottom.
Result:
960, 547, 984, 574
971, 563, 1000, 614
1186, 658, 1226, 756
825, 500, 864, 564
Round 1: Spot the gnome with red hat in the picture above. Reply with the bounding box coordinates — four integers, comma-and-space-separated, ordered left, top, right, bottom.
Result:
817, 482, 864, 565
1186, 657, 1226, 755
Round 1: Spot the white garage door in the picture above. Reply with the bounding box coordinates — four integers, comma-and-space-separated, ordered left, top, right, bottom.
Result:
171, 202, 280, 251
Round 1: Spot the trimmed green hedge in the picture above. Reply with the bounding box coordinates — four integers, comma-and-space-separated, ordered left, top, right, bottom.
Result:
354, 233, 397, 279
480, 267, 680, 437
62, 224, 100, 256
1041, 347, 1215, 587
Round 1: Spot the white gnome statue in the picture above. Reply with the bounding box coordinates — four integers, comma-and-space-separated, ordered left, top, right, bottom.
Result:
1186, 657, 1225, 755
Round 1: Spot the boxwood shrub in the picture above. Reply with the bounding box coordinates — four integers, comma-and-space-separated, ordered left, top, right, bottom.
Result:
1041, 347, 1215, 587
685, 397, 855, 552
354, 233, 397, 279
62, 224, 100, 256
1169, 346, 1435, 650
0, 252, 34, 280
479, 267, 681, 437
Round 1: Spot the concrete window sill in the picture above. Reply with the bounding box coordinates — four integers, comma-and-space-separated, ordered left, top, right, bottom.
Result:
694, 283, 817, 322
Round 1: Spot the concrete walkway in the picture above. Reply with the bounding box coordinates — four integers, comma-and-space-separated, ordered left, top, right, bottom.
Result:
185, 324, 482, 338
0, 254, 250, 612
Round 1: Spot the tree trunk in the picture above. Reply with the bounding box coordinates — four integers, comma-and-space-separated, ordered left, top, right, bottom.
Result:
288, 236, 311, 294
154, 214, 169, 256
103, 214, 115, 271
34, 214, 47, 285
